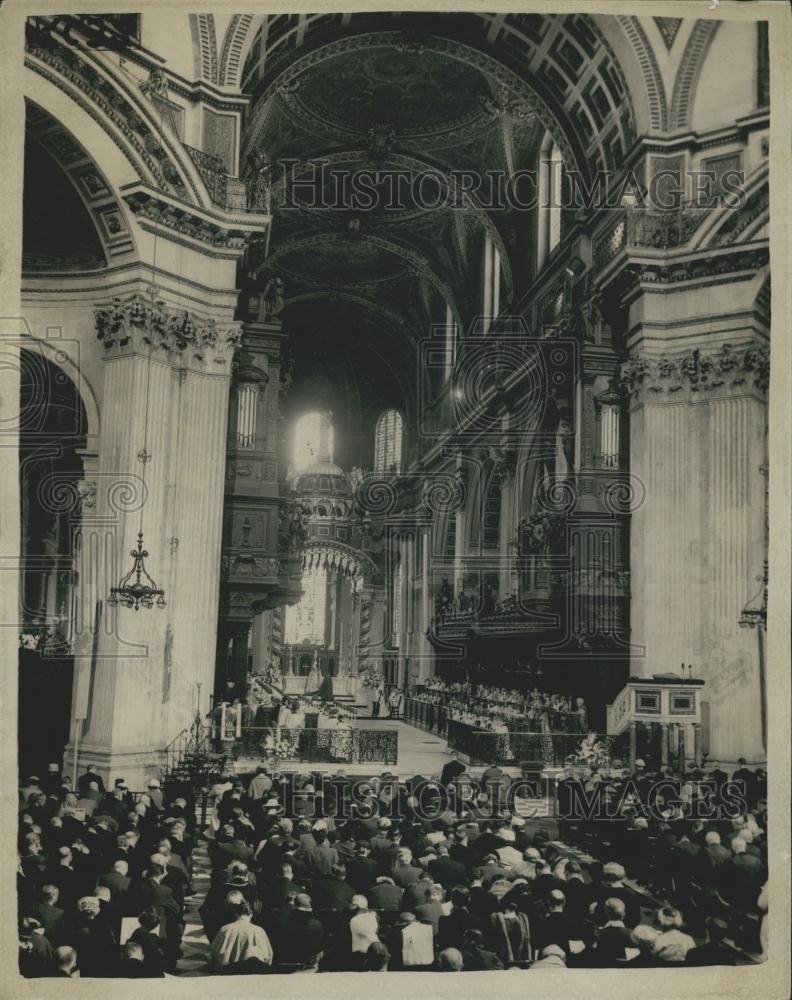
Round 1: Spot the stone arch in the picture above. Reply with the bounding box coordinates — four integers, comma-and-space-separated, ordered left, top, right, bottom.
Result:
189, 13, 219, 84
25, 41, 212, 208
224, 13, 658, 176
19, 332, 101, 446
266, 231, 463, 331
219, 14, 256, 87
24, 99, 138, 270
670, 19, 721, 131
690, 162, 768, 251
612, 15, 668, 132
242, 31, 587, 179
274, 147, 514, 304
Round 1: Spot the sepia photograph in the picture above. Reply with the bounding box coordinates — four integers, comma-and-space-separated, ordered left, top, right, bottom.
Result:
0, 1, 789, 997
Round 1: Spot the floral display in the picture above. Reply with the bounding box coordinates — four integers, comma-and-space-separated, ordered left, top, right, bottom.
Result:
566, 732, 614, 770
359, 665, 383, 689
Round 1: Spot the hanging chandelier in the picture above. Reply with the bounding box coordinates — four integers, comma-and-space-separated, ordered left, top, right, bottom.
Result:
108, 85, 175, 612
109, 531, 166, 610
738, 559, 768, 630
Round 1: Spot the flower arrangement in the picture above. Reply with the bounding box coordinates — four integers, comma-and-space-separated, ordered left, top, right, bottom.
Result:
566, 733, 613, 771
262, 732, 292, 763
360, 665, 383, 690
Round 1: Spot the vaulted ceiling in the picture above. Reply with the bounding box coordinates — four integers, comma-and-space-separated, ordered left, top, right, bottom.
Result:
239, 12, 637, 414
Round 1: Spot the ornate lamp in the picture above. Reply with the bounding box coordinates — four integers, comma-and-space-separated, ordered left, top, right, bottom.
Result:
108, 531, 166, 610
738, 560, 768, 630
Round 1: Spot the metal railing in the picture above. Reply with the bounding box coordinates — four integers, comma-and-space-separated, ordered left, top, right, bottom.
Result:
219, 726, 398, 766
184, 145, 270, 214
449, 724, 630, 768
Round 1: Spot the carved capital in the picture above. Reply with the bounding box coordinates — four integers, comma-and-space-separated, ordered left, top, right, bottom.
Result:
620, 342, 769, 397
95, 292, 241, 367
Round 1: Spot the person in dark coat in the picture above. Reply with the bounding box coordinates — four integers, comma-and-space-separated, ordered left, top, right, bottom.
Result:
310, 864, 356, 913
97, 860, 131, 912
346, 842, 379, 894
77, 768, 106, 797
366, 876, 404, 914
128, 907, 167, 975
270, 894, 325, 970
685, 917, 737, 966
440, 755, 466, 788
69, 896, 118, 978
22, 884, 65, 945
696, 831, 731, 885
18, 917, 54, 978
588, 863, 642, 928
459, 928, 504, 970
415, 886, 445, 937
125, 857, 181, 968
428, 845, 467, 891
116, 940, 165, 978
532, 889, 582, 955
258, 860, 304, 915
438, 888, 479, 950
716, 839, 767, 910
590, 898, 633, 967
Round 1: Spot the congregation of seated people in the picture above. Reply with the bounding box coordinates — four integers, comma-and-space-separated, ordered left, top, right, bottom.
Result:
18, 753, 767, 976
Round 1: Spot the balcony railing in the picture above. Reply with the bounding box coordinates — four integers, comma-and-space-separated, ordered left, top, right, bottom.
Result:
592, 204, 712, 273
184, 145, 270, 214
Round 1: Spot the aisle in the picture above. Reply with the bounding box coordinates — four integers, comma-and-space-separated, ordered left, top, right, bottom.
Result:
176, 837, 212, 976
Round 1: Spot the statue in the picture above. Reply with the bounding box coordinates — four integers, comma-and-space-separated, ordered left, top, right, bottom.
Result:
260, 276, 285, 321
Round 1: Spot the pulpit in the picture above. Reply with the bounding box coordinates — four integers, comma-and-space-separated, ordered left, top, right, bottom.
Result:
607, 675, 705, 771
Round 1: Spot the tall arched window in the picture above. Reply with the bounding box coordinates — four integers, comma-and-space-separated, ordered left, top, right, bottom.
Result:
482, 471, 502, 549
374, 410, 403, 473
294, 411, 334, 472
537, 132, 563, 271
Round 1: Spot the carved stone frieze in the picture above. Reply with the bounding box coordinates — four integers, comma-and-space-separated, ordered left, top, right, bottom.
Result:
620, 342, 769, 396
95, 292, 241, 366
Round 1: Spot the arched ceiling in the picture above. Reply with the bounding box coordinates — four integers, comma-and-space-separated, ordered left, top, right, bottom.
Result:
232, 12, 640, 424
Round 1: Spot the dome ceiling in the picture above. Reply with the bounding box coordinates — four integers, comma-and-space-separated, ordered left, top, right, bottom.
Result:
240, 12, 636, 406
294, 47, 491, 138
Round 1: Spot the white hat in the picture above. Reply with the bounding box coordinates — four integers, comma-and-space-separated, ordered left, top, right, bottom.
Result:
147, 778, 160, 788
511, 815, 526, 828
635, 758, 646, 768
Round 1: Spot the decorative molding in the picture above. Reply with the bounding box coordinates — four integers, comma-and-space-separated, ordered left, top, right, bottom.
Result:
219, 14, 255, 88
94, 291, 241, 366
620, 342, 769, 396
671, 19, 721, 131
121, 187, 265, 256
653, 17, 682, 51
616, 15, 667, 131
25, 44, 201, 205
195, 13, 219, 84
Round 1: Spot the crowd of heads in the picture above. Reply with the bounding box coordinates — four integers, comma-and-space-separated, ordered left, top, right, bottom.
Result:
18, 752, 768, 976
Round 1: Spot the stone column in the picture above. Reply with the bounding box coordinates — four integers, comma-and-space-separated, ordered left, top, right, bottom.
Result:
230, 621, 252, 697
497, 462, 516, 598
624, 339, 768, 762
66, 292, 238, 787
252, 609, 273, 674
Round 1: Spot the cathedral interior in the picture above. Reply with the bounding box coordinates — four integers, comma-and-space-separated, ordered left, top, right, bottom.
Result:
13, 11, 771, 788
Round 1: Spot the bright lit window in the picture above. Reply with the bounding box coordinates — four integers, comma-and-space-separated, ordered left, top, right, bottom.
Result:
236, 384, 258, 449
284, 565, 327, 645
294, 412, 334, 472
537, 132, 563, 271
374, 410, 403, 473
